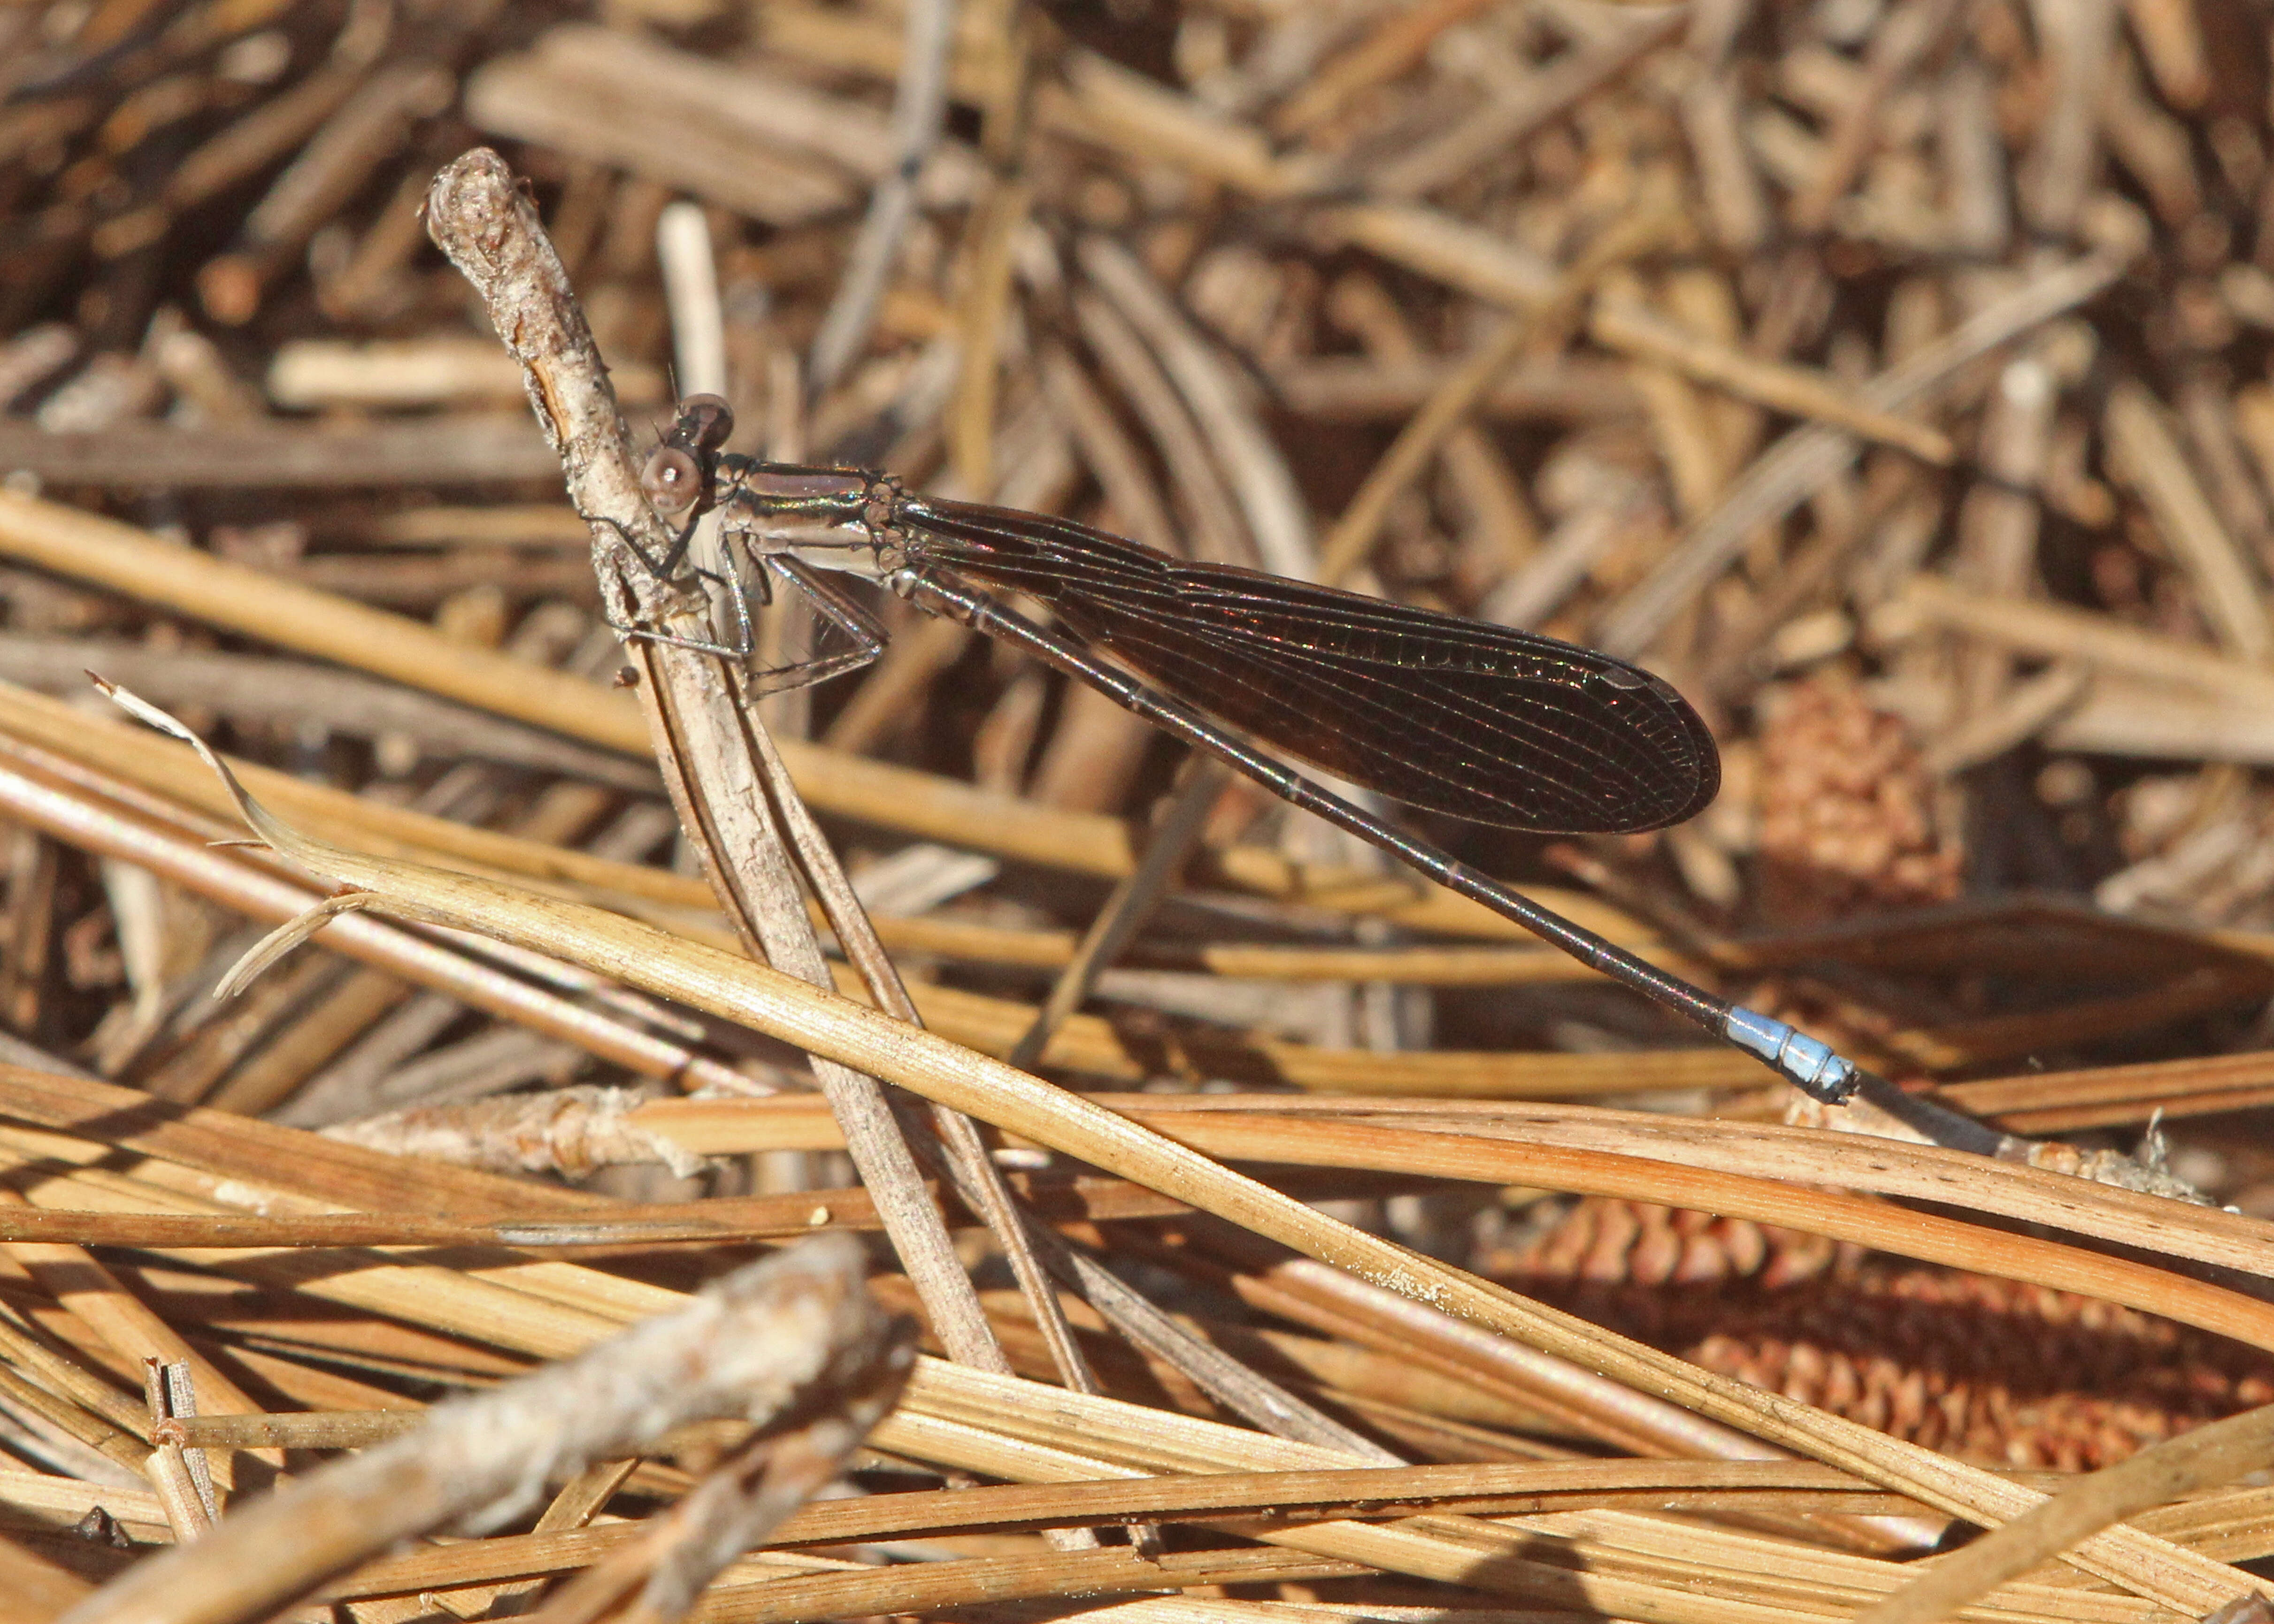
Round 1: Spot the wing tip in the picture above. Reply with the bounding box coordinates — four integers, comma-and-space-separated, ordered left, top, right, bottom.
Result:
1573, 677, 1722, 835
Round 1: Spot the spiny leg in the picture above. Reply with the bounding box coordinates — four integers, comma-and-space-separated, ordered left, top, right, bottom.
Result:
734, 552, 891, 697
576, 507, 756, 660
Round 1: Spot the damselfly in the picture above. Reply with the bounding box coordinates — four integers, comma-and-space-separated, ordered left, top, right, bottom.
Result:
621, 393, 1863, 1104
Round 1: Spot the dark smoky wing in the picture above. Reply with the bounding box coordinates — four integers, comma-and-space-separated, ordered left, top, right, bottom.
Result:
1050, 559, 1720, 834
900, 497, 1172, 599
894, 498, 1719, 833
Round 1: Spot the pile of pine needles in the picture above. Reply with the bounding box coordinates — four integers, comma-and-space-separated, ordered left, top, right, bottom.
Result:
3, 1, 2274, 1620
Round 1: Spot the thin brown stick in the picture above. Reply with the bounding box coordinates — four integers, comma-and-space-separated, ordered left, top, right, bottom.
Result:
423, 148, 1013, 1380
1006, 758, 1227, 1074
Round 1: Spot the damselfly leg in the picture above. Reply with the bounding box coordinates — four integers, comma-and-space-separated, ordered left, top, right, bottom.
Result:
738, 553, 891, 697
579, 507, 757, 661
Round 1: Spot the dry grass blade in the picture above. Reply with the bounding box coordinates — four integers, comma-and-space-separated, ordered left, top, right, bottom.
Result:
1103, 1111, 2274, 1354
225, 1457, 1971, 1597
0, 727, 750, 1092
642, 1088, 2274, 1286
0, 487, 649, 754
0, 494, 1144, 876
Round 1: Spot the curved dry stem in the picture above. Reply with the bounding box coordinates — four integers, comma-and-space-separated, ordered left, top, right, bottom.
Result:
426, 146, 1019, 1387
1079, 234, 1316, 580
213, 890, 376, 1000
95, 677, 305, 851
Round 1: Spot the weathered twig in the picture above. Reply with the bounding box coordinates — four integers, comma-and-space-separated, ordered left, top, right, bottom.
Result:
423, 149, 1066, 1422
61, 1236, 903, 1624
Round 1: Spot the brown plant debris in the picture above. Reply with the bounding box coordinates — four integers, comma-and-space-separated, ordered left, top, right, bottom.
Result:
5, 0, 2274, 1615
1500, 1196, 2274, 1471
1755, 672, 1964, 928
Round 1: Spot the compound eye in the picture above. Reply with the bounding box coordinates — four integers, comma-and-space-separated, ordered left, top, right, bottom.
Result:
676, 392, 734, 452
641, 446, 703, 514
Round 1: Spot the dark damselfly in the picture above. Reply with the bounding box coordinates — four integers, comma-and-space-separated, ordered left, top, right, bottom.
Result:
624, 393, 1868, 1107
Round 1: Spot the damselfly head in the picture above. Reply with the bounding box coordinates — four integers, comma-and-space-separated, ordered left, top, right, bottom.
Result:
673, 392, 735, 454
643, 394, 735, 514
641, 446, 704, 515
